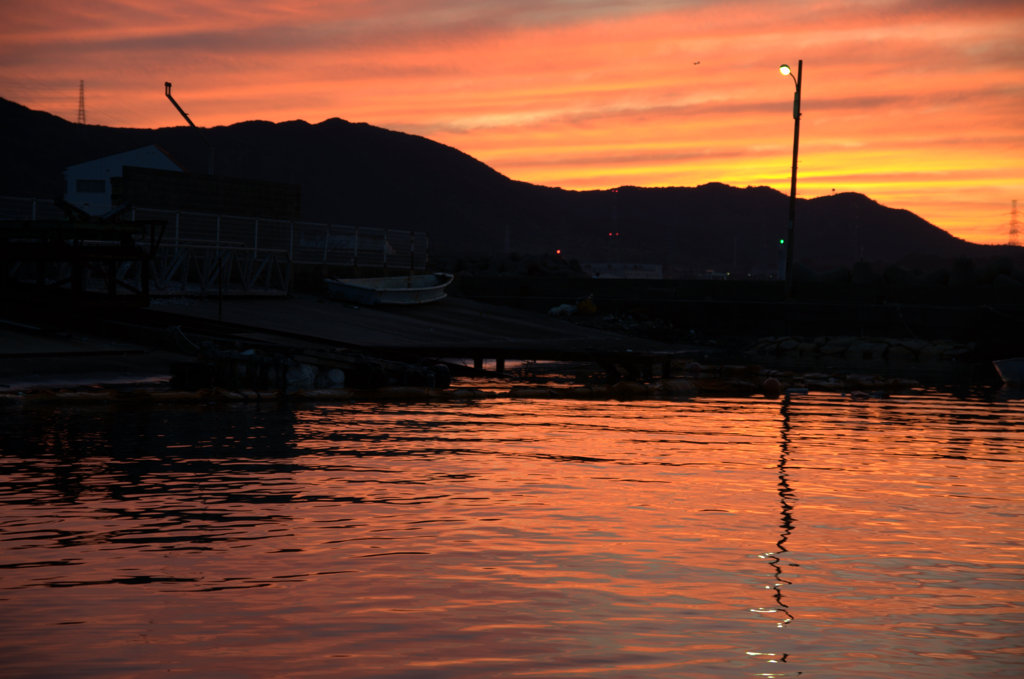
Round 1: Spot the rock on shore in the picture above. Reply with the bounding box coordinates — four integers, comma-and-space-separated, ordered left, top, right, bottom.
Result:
745, 335, 975, 364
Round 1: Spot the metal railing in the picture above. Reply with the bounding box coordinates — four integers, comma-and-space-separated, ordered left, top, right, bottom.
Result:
127, 206, 430, 270
1, 197, 431, 296
0, 196, 69, 221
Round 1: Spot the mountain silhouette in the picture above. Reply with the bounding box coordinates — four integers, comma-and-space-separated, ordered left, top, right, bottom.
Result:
1, 96, 1015, 276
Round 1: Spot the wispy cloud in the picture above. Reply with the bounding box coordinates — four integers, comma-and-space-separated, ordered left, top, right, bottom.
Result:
1, 0, 1021, 243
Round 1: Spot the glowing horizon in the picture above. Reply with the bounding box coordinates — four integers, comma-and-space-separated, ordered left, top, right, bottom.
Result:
2, 0, 1022, 244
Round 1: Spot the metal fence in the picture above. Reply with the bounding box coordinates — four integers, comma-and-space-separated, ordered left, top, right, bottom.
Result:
0, 196, 69, 221
1, 197, 431, 296
127, 206, 430, 270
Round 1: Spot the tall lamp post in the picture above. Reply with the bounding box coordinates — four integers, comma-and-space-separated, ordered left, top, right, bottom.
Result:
779, 61, 802, 298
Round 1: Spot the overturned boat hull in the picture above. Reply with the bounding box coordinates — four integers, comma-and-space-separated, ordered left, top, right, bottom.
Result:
325, 273, 454, 306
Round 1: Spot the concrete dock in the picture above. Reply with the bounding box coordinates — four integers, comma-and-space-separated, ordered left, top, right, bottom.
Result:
0, 321, 180, 392
146, 294, 690, 373
1, 293, 694, 393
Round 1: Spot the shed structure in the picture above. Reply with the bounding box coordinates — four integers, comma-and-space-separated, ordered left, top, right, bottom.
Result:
64, 146, 183, 216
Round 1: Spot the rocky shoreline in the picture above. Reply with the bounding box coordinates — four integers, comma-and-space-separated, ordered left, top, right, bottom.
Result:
0, 346, 1004, 406
0, 312, 1009, 407
744, 335, 976, 364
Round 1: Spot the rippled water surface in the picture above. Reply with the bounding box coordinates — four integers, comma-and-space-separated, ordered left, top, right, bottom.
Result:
2, 392, 1023, 678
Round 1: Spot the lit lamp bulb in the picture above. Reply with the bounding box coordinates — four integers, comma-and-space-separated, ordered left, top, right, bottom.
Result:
779, 64, 792, 76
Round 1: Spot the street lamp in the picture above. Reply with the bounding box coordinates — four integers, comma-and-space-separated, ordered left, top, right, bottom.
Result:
779, 60, 802, 297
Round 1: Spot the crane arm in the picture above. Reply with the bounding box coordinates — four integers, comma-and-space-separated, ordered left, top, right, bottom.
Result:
164, 82, 196, 128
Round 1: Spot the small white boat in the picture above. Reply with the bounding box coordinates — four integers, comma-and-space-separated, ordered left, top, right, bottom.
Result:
325, 272, 454, 306
993, 357, 1024, 386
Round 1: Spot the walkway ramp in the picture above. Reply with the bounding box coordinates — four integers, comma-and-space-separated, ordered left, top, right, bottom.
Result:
150, 294, 691, 375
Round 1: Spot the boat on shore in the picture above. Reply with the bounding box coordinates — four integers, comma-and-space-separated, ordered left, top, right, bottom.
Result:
993, 357, 1024, 386
325, 272, 454, 306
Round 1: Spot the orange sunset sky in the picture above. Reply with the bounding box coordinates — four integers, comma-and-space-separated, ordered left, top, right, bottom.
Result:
2, 0, 1022, 245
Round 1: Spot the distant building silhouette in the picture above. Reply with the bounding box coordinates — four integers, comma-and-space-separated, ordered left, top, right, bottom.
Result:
63, 146, 300, 220
115, 167, 300, 220
64, 145, 182, 216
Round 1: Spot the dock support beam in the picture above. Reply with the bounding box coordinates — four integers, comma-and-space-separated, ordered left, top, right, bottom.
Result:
472, 356, 506, 374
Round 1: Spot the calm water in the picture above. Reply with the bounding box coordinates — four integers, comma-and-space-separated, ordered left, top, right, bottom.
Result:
1, 391, 1022, 678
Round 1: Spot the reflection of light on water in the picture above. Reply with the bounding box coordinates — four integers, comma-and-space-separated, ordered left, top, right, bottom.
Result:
443, 358, 603, 390
4, 393, 1023, 678
747, 651, 792, 678
749, 393, 799, 671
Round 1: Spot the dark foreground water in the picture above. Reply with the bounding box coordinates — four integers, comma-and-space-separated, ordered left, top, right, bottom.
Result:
1, 391, 1022, 678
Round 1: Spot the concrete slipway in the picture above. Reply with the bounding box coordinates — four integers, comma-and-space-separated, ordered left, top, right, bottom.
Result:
0, 294, 694, 394
148, 294, 690, 377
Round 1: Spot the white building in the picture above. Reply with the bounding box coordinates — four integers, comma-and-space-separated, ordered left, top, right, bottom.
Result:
63, 145, 182, 216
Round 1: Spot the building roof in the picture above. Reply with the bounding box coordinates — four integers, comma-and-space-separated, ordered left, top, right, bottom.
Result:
64, 145, 183, 174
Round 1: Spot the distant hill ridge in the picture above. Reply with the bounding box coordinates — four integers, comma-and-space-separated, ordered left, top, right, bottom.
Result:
1, 96, 1015, 276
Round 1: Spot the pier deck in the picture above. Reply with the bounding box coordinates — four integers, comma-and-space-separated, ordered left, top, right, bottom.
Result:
2, 291, 698, 393
148, 294, 691, 373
